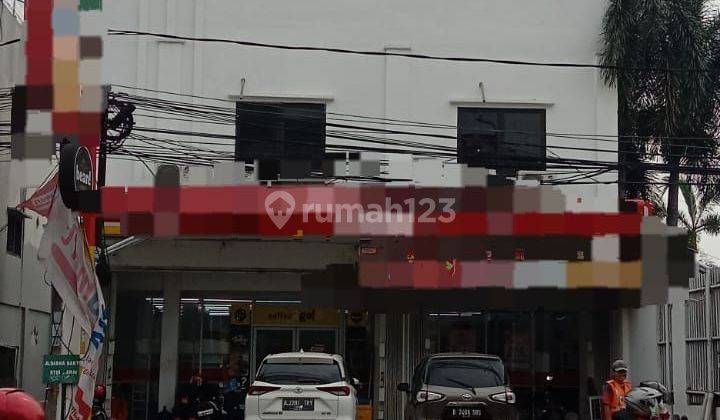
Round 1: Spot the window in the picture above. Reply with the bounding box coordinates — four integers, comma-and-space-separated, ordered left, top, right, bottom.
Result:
457, 108, 546, 171
256, 361, 342, 385
425, 357, 505, 388
235, 102, 326, 162
0, 346, 17, 388
6, 208, 24, 257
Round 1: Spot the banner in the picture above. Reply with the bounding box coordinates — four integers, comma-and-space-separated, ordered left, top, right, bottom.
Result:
38, 190, 107, 419
18, 173, 58, 218
68, 305, 107, 420
38, 192, 99, 333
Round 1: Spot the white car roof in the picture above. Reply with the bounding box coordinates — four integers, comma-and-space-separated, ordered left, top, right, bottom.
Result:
263, 352, 344, 364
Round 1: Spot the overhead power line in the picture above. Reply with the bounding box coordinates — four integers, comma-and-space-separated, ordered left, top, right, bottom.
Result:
107, 29, 713, 74
103, 88, 720, 179
0, 38, 19, 47
112, 88, 720, 146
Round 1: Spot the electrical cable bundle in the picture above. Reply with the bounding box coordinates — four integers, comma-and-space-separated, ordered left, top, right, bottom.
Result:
109, 89, 623, 182
107, 87, 720, 186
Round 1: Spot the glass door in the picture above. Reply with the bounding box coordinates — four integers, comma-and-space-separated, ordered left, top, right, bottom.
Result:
253, 328, 294, 377
298, 329, 337, 354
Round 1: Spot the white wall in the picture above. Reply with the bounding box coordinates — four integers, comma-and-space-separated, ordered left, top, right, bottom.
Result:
103, 0, 618, 212
623, 286, 707, 419
4, 0, 622, 407
0, 5, 54, 399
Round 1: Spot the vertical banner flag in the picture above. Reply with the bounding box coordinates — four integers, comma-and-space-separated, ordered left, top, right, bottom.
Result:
38, 191, 107, 420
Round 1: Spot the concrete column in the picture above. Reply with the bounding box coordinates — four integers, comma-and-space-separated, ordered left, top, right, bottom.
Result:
374, 314, 386, 420
578, 312, 591, 419
621, 309, 632, 365
158, 279, 180, 412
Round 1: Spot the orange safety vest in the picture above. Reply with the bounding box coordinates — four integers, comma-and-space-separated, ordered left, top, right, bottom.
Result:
602, 379, 632, 413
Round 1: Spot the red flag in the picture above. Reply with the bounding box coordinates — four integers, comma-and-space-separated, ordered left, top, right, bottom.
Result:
18, 173, 58, 218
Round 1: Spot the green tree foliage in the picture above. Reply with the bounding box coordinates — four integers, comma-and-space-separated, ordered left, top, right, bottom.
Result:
600, 0, 720, 226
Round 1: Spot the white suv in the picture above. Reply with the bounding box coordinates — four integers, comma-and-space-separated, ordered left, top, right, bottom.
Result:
245, 352, 358, 420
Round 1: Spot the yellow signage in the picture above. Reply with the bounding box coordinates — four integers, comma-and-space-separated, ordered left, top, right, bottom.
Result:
253, 306, 340, 327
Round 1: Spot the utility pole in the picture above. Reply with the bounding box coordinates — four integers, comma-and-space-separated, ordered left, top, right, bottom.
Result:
666, 164, 680, 226
44, 290, 62, 419
45, 140, 71, 420
95, 87, 109, 246
664, 63, 680, 227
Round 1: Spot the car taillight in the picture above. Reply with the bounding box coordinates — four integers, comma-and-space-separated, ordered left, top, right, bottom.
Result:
317, 386, 351, 396
416, 390, 444, 403
248, 385, 280, 395
490, 390, 516, 404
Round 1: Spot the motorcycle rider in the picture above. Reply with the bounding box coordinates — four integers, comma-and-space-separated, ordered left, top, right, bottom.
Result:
189, 371, 219, 404
173, 370, 222, 419
93, 384, 109, 419
602, 360, 633, 420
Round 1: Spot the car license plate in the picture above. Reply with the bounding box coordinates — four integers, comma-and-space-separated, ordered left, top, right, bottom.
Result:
282, 398, 314, 411
450, 407, 482, 418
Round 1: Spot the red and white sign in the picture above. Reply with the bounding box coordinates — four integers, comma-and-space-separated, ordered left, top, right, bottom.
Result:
38, 191, 107, 420
39, 192, 100, 333
18, 173, 58, 218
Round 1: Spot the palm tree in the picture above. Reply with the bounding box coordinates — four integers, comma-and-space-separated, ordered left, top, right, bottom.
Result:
649, 176, 720, 251
600, 0, 720, 227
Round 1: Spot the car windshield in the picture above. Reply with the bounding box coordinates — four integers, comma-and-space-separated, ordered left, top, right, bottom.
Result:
256, 362, 342, 385
426, 358, 505, 389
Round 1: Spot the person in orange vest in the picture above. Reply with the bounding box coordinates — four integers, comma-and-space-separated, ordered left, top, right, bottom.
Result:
602, 360, 632, 420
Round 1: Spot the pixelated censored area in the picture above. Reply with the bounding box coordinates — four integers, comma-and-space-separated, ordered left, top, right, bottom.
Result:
98, 184, 690, 298
13, 0, 104, 160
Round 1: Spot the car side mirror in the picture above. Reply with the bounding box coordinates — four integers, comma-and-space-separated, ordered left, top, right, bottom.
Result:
352, 378, 360, 387
397, 383, 410, 393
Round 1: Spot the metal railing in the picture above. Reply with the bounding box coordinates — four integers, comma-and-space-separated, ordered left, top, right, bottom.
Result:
685, 265, 720, 406
588, 396, 602, 420
658, 304, 673, 390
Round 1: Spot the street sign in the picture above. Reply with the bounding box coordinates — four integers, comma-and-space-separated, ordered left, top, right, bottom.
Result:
42, 354, 80, 384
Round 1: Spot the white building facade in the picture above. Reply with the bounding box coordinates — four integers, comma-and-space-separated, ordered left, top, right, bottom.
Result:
3, 0, 707, 419
102, 0, 619, 207
97, 2, 626, 419
0, 0, 55, 401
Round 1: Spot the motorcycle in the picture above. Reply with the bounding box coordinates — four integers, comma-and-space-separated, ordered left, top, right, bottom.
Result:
173, 397, 223, 420
92, 385, 108, 420
222, 385, 248, 419
195, 398, 223, 419
91, 401, 108, 420
620, 381, 671, 420
535, 374, 573, 420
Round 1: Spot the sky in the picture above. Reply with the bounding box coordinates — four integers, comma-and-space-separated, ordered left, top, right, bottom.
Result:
699, 225, 720, 265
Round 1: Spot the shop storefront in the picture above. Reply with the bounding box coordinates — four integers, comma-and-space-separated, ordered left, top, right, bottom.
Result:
111, 292, 374, 419
424, 311, 582, 420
